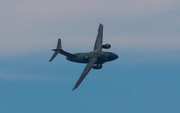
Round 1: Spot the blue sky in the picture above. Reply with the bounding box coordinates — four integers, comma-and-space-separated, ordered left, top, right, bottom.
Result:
0, 0, 180, 113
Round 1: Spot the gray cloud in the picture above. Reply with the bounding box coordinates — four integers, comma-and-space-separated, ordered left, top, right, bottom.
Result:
0, 0, 180, 57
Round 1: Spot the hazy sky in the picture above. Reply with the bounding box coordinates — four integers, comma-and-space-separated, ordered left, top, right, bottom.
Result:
0, 0, 180, 113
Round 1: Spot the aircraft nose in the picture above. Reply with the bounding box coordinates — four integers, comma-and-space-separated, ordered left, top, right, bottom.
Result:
114, 54, 118, 59
108, 53, 118, 61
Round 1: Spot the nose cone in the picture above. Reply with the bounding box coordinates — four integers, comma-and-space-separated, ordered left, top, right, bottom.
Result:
108, 53, 118, 61
114, 54, 118, 59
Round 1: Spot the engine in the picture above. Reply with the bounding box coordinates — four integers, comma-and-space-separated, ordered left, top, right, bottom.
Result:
101, 43, 111, 49
93, 64, 102, 69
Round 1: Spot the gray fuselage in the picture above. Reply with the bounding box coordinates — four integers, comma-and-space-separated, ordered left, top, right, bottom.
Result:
66, 50, 118, 64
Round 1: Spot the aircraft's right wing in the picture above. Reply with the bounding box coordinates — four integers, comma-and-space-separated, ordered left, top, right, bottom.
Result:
94, 24, 103, 51
72, 58, 97, 90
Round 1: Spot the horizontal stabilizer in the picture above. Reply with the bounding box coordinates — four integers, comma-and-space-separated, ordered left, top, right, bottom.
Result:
49, 38, 75, 62
49, 51, 59, 62
49, 39, 62, 62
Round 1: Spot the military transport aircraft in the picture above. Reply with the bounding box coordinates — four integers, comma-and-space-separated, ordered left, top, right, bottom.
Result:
49, 23, 118, 90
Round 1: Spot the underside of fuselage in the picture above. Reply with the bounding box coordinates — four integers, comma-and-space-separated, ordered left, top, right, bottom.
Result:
66, 51, 118, 64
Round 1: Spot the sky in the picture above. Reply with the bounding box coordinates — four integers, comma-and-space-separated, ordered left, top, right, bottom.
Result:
0, 0, 180, 113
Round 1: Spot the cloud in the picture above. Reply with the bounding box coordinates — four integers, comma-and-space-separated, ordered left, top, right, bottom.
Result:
1, 0, 179, 28
0, 0, 180, 57
1, 0, 179, 22
113, 35, 180, 51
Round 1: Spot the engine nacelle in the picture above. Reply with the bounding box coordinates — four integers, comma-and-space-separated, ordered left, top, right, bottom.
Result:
101, 43, 111, 49
93, 64, 102, 69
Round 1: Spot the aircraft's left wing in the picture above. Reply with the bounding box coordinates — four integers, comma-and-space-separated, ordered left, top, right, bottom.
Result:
72, 58, 97, 90
94, 23, 103, 51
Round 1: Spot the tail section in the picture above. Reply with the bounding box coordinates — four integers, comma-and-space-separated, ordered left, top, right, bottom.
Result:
49, 51, 59, 62
49, 39, 75, 62
49, 39, 61, 62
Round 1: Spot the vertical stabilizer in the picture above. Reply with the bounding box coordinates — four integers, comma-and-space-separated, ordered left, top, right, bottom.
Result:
49, 39, 61, 62
49, 39, 75, 62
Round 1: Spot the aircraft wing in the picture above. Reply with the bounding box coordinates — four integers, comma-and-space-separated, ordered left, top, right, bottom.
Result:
72, 58, 97, 90
94, 23, 103, 51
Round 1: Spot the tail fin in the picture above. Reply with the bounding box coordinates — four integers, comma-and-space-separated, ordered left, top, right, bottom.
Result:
49, 39, 75, 62
56, 38, 61, 49
49, 39, 61, 62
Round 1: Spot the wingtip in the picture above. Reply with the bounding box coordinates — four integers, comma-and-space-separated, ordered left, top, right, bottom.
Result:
72, 85, 78, 90
98, 24, 103, 32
